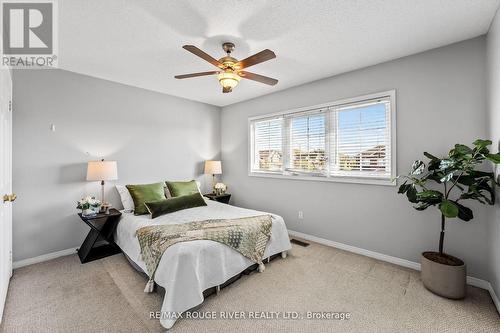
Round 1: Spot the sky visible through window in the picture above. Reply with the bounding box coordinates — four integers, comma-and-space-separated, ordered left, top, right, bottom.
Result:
337, 103, 388, 156
290, 114, 325, 152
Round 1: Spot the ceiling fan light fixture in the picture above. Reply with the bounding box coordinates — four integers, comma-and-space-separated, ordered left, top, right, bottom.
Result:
175, 43, 277, 93
217, 70, 240, 93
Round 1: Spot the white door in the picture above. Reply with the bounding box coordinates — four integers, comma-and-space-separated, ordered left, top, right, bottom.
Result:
0, 68, 13, 323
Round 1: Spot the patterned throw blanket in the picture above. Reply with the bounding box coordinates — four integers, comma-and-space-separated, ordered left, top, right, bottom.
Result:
136, 215, 273, 292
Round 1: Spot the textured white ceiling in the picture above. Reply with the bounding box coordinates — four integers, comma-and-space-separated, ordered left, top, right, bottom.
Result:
59, 0, 500, 107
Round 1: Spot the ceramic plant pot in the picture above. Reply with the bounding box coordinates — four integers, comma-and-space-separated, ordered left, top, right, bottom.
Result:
421, 251, 466, 299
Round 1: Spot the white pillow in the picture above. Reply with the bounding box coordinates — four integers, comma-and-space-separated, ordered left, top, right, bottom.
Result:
115, 185, 134, 212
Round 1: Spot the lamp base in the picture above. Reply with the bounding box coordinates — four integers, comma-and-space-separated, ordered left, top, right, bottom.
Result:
101, 180, 105, 204
100, 204, 111, 214
212, 174, 216, 194
100, 181, 112, 213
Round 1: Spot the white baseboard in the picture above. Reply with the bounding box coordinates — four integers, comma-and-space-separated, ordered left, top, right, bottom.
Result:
288, 229, 421, 271
488, 283, 500, 314
12, 248, 77, 269
465, 275, 490, 290
288, 229, 500, 313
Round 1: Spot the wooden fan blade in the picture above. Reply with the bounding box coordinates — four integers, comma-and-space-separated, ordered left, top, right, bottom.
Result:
183, 45, 224, 68
238, 71, 278, 86
175, 71, 219, 79
235, 49, 276, 69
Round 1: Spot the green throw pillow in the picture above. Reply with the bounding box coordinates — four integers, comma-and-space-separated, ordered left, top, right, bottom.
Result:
126, 182, 166, 215
166, 180, 199, 197
145, 192, 207, 219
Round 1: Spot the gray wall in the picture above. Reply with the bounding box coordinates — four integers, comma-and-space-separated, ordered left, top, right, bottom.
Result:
12, 69, 221, 261
221, 37, 491, 279
487, 10, 500, 300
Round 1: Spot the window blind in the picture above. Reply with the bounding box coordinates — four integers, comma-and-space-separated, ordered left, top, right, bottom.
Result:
330, 98, 391, 179
249, 91, 394, 184
285, 110, 327, 174
251, 117, 283, 172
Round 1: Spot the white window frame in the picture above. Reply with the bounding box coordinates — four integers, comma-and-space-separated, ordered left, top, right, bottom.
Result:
249, 116, 284, 174
248, 90, 397, 186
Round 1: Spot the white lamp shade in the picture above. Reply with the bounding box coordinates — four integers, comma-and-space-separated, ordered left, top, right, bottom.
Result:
204, 160, 222, 175
86, 160, 118, 181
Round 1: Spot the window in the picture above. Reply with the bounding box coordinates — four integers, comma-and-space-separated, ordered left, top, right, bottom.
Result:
250, 117, 283, 172
248, 91, 396, 185
286, 110, 327, 175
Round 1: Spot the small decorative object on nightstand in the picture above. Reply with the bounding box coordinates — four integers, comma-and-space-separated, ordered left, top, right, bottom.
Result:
204, 193, 231, 204
77, 208, 122, 263
214, 182, 227, 195
77, 196, 101, 217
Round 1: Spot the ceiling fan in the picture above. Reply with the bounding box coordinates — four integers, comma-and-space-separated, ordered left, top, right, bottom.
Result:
175, 42, 278, 93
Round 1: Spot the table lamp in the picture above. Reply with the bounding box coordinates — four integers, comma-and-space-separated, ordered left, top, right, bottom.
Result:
204, 160, 222, 193
86, 159, 118, 205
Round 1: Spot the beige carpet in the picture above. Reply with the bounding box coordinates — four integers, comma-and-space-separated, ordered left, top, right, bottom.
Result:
1, 240, 499, 332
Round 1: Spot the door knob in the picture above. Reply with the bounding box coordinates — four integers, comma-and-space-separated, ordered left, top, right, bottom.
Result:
3, 193, 16, 202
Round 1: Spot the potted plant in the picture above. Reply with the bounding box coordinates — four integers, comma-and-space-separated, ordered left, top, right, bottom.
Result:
397, 139, 500, 299
77, 196, 101, 217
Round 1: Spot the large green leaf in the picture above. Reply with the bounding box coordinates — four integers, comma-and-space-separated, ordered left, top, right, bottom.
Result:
416, 190, 443, 201
439, 159, 455, 171
440, 172, 454, 183
486, 153, 500, 164
453, 201, 473, 221
468, 170, 495, 178
473, 139, 492, 147
455, 175, 475, 186
423, 152, 439, 161
410, 160, 425, 175
415, 190, 442, 208
439, 200, 459, 218
427, 158, 441, 171
406, 185, 418, 203
473, 139, 492, 156
398, 182, 410, 194
476, 178, 495, 205
424, 172, 443, 183
453, 144, 473, 155
460, 191, 487, 204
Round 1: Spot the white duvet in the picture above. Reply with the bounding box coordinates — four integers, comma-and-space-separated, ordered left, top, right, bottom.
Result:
114, 199, 291, 329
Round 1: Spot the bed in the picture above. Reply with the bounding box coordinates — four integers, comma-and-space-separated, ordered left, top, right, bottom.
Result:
114, 198, 292, 330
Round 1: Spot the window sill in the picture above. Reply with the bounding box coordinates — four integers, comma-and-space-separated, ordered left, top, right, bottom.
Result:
248, 171, 396, 186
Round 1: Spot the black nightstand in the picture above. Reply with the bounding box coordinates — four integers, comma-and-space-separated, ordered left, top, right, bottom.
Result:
204, 193, 231, 204
77, 208, 122, 263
